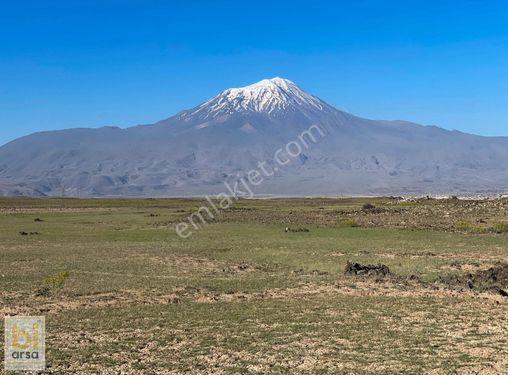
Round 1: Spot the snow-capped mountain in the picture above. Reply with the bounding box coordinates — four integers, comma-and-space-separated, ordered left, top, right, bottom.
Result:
182, 77, 331, 121
0, 78, 507, 196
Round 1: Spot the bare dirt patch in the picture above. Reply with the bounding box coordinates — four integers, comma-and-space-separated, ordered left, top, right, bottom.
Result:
4, 275, 505, 317
141, 254, 254, 275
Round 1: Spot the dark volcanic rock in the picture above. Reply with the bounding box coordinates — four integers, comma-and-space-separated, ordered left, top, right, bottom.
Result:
344, 261, 391, 277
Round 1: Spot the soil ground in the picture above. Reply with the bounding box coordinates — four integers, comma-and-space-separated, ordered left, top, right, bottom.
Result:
0, 197, 507, 374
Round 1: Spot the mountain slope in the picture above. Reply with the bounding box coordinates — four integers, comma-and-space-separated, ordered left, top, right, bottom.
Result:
0, 77, 507, 196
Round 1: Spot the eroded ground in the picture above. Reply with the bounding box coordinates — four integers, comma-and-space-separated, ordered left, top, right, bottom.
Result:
0, 197, 507, 374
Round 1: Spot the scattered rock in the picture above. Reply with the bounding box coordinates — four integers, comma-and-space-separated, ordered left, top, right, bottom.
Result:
19, 231, 39, 236
344, 261, 391, 277
238, 264, 249, 271
440, 262, 508, 295
407, 274, 420, 281
34, 286, 51, 297
473, 263, 508, 287
311, 270, 329, 276
285, 227, 309, 233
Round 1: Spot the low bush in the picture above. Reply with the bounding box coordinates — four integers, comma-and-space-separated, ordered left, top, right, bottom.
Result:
491, 223, 508, 233
362, 203, 376, 210
35, 271, 70, 296
338, 218, 359, 227
455, 222, 487, 234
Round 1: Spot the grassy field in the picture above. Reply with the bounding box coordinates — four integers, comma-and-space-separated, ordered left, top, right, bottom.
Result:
0, 197, 507, 374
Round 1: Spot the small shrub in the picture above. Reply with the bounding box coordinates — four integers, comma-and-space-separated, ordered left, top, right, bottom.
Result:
362, 203, 376, 210
455, 222, 487, 234
396, 200, 418, 207
491, 223, 508, 234
36, 271, 70, 296
338, 218, 359, 227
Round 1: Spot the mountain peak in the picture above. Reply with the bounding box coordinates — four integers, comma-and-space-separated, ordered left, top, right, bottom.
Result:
236, 77, 295, 90
182, 77, 329, 120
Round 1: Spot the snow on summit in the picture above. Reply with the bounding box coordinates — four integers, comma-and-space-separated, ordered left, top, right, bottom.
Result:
184, 77, 329, 120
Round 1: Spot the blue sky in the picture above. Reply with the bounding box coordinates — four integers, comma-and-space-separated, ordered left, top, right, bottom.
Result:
1, 0, 508, 146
